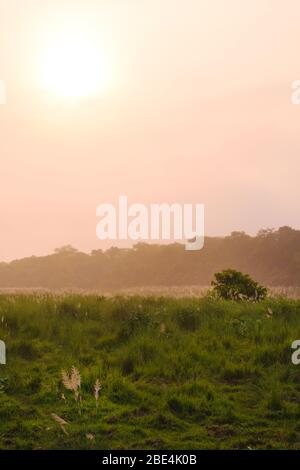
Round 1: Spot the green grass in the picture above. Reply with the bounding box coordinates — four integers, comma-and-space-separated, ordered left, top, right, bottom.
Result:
0, 293, 300, 449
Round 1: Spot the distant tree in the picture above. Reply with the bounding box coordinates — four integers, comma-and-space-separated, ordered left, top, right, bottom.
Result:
54, 246, 78, 255
229, 231, 248, 238
211, 269, 267, 301
257, 228, 275, 238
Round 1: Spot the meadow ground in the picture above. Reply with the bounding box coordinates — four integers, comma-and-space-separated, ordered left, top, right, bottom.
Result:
0, 293, 300, 450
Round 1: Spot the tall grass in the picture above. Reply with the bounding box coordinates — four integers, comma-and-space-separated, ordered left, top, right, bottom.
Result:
0, 293, 299, 449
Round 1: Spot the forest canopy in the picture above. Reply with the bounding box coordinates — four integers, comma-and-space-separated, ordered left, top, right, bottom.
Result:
0, 226, 299, 288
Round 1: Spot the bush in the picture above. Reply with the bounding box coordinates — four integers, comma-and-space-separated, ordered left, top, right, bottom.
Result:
175, 306, 199, 331
118, 309, 153, 340
211, 269, 267, 302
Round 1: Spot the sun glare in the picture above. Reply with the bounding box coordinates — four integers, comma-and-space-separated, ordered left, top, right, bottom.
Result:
40, 23, 108, 99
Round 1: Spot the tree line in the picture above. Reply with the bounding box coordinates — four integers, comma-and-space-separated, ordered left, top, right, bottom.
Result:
0, 226, 299, 288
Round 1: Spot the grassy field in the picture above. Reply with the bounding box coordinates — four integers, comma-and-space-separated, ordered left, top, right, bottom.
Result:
0, 293, 300, 450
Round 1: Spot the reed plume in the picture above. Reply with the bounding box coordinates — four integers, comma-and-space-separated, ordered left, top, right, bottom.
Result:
61, 366, 81, 402
94, 379, 101, 408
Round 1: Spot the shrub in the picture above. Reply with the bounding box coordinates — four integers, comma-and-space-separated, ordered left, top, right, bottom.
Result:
175, 306, 199, 331
12, 340, 41, 360
118, 309, 153, 340
211, 269, 267, 302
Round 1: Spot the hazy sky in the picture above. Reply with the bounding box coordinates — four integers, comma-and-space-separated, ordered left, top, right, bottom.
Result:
0, 0, 300, 261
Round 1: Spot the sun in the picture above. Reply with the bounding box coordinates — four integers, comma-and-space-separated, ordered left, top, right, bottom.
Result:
40, 22, 109, 99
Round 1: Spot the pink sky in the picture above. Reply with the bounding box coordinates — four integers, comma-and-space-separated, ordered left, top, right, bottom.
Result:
0, 0, 300, 261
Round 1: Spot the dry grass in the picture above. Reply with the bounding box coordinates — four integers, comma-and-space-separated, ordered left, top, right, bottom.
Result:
61, 367, 81, 402
51, 414, 69, 435
1, 285, 300, 298
94, 379, 101, 408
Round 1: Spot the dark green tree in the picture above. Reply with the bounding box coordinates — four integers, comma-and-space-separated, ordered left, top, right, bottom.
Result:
211, 269, 267, 301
